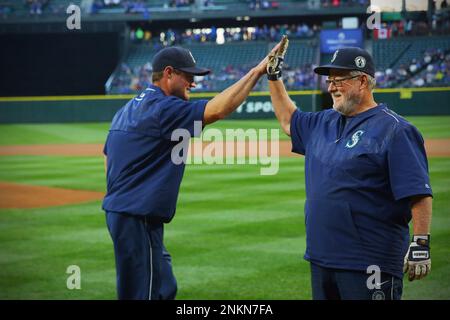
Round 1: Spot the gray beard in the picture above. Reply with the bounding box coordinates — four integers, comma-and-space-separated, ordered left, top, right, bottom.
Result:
333, 93, 362, 116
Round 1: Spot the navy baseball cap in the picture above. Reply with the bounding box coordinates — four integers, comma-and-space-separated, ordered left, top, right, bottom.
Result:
152, 46, 210, 76
314, 47, 375, 77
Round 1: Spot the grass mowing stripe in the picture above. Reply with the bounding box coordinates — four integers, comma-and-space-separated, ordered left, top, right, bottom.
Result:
0, 201, 115, 299
185, 162, 304, 173
174, 208, 300, 225
0, 123, 110, 146
235, 236, 305, 255
194, 182, 304, 196
0, 116, 449, 146
0, 155, 105, 191
406, 117, 450, 139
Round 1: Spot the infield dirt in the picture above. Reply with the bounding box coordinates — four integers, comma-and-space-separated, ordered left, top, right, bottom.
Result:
0, 139, 449, 157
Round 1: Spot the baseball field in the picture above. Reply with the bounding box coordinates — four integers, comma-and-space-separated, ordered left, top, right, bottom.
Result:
0, 116, 449, 299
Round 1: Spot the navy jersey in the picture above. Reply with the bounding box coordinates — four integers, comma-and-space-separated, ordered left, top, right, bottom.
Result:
290, 104, 432, 278
102, 85, 207, 222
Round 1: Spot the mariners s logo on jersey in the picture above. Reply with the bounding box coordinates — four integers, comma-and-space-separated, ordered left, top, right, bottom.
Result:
345, 130, 365, 148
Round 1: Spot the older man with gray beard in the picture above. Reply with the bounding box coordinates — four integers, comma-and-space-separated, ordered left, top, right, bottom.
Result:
266, 46, 433, 300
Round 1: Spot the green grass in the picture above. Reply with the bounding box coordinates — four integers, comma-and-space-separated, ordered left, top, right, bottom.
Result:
406, 116, 450, 139
0, 119, 449, 299
0, 116, 449, 146
0, 156, 105, 191
0, 202, 115, 299
0, 123, 110, 146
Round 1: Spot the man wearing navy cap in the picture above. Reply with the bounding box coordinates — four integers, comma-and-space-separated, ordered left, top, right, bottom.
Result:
103, 44, 282, 300
266, 45, 433, 299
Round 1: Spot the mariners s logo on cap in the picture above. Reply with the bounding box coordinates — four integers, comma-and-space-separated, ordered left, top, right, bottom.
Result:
313, 47, 375, 77
151, 46, 210, 75
188, 51, 196, 64
331, 50, 339, 63
355, 56, 366, 68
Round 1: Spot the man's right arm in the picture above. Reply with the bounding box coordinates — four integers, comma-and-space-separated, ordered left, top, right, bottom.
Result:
203, 66, 265, 125
268, 79, 297, 136
202, 39, 284, 125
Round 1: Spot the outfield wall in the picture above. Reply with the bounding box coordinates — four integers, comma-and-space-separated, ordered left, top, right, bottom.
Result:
0, 87, 449, 123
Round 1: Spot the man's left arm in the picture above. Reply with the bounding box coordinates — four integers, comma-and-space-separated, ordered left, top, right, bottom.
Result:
404, 195, 433, 281
411, 195, 432, 235
387, 124, 433, 281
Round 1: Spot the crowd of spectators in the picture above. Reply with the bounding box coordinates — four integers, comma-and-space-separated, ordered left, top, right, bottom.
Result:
369, 1, 450, 39
110, 44, 449, 94
89, 0, 149, 14
283, 64, 318, 90
248, 0, 370, 10
377, 18, 450, 38
26, 0, 48, 15
130, 23, 318, 46
0, 0, 78, 17
194, 64, 269, 91
103, 0, 121, 5
321, 0, 369, 7
167, 0, 194, 8
7, 0, 373, 17
110, 59, 318, 94
110, 62, 153, 94
404, 51, 450, 87
375, 48, 450, 88
109, 62, 259, 93
89, 0, 214, 14
18, 0, 372, 17
248, 0, 280, 10
431, 1, 450, 35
